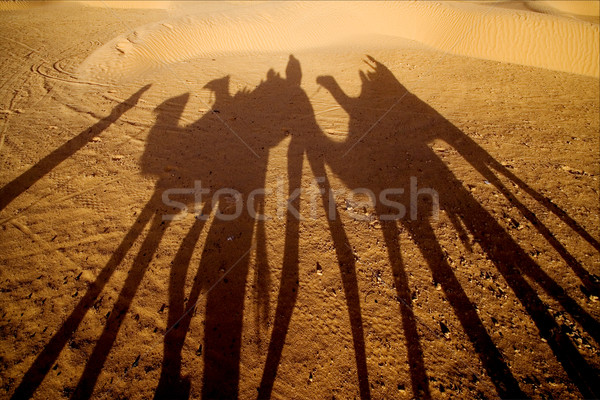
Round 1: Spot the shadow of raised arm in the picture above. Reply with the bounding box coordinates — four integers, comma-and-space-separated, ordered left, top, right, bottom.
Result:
0, 84, 151, 212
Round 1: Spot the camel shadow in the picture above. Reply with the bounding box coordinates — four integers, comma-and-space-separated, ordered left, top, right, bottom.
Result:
7, 56, 599, 400
8, 55, 371, 400
260, 56, 599, 399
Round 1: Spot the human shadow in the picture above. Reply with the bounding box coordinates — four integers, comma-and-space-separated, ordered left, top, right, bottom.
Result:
288, 56, 599, 398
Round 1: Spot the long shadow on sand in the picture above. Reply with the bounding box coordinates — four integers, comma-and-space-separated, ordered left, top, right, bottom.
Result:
7, 56, 600, 400
9, 56, 372, 400
0, 85, 150, 213
5, 86, 154, 400
259, 57, 600, 399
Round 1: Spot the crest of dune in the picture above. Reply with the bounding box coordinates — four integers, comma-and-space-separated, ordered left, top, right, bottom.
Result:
76, 1, 172, 9
76, 1, 599, 83
527, 1, 600, 22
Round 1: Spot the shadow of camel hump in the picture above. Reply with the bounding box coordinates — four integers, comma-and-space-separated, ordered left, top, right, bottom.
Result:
303, 56, 599, 398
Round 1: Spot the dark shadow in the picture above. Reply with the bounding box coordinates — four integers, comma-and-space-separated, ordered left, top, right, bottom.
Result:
0, 85, 150, 212
11, 57, 372, 400
156, 56, 370, 400
257, 56, 372, 400
305, 56, 599, 398
8, 86, 154, 400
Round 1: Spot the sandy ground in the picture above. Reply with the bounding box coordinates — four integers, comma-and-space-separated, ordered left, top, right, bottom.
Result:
0, 1, 599, 399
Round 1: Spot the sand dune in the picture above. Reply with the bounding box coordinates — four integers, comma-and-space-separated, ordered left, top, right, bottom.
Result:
78, 1, 172, 9
0, 1, 171, 10
77, 1, 599, 83
527, 1, 600, 22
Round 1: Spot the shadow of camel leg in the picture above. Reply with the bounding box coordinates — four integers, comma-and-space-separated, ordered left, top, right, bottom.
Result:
404, 219, 525, 399
489, 162, 600, 253
439, 124, 600, 395
254, 204, 271, 332
155, 205, 210, 400
378, 216, 430, 399
316, 170, 371, 400
481, 165, 599, 296
10, 193, 159, 400
441, 125, 600, 255
72, 212, 170, 399
257, 150, 302, 399
517, 251, 600, 344
454, 197, 600, 398
200, 216, 254, 400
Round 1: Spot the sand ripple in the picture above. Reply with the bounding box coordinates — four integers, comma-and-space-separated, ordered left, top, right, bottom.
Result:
77, 1, 599, 82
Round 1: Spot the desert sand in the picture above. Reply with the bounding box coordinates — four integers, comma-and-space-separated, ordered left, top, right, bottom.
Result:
0, 1, 599, 399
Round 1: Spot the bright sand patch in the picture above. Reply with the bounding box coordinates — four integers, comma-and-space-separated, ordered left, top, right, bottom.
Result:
77, 1, 599, 83
77, 1, 172, 9
528, 1, 600, 22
